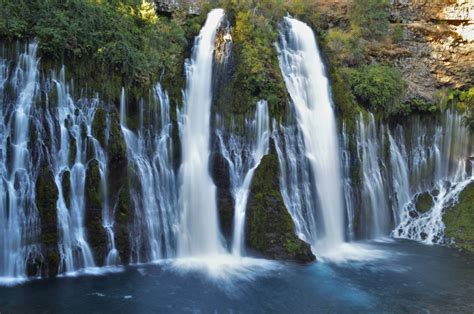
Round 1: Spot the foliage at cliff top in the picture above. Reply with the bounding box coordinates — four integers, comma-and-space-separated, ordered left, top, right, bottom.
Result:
0, 0, 203, 98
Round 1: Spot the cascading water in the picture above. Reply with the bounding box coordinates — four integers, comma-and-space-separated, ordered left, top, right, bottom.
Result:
177, 8, 225, 257
277, 17, 345, 253
355, 113, 391, 238
47, 68, 96, 273
0, 43, 41, 283
393, 110, 473, 243
120, 84, 178, 262
90, 123, 120, 266
273, 122, 318, 246
217, 100, 269, 256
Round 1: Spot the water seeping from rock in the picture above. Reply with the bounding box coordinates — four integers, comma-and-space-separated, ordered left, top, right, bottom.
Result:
355, 113, 392, 238
216, 100, 270, 256
48, 68, 96, 273
277, 17, 346, 254
177, 8, 225, 257
120, 84, 178, 262
0, 42, 41, 284
393, 110, 474, 243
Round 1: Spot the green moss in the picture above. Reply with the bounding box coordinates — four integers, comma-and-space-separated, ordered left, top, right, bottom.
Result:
92, 107, 107, 147
444, 183, 474, 253
85, 159, 102, 209
415, 192, 434, 213
245, 146, 315, 262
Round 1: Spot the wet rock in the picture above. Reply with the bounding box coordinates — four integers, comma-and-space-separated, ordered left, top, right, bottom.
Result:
415, 192, 434, 213
211, 151, 234, 240
245, 141, 315, 263
85, 159, 107, 265
36, 166, 60, 276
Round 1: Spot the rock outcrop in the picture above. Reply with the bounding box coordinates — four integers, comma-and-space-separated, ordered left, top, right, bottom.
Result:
245, 142, 315, 263
388, 0, 473, 101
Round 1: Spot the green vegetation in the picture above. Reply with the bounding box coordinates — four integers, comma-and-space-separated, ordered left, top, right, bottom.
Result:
444, 184, 474, 253
350, 0, 389, 40
0, 0, 203, 100
214, 0, 287, 117
349, 64, 405, 114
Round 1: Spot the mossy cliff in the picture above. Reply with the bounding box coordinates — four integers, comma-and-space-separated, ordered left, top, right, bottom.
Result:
245, 141, 315, 262
35, 166, 60, 277
444, 183, 474, 253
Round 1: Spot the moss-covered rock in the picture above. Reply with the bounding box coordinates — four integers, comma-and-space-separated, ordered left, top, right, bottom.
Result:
444, 183, 474, 253
35, 166, 60, 277
245, 141, 315, 263
92, 107, 107, 148
107, 110, 131, 263
84, 159, 107, 264
415, 191, 433, 213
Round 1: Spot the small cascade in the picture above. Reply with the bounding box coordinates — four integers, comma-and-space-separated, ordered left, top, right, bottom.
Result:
177, 8, 225, 257
48, 68, 96, 273
341, 124, 355, 241
0, 43, 41, 283
273, 122, 318, 246
217, 100, 269, 256
394, 110, 473, 243
355, 113, 391, 238
120, 84, 178, 262
388, 127, 411, 225
90, 121, 119, 266
277, 17, 345, 252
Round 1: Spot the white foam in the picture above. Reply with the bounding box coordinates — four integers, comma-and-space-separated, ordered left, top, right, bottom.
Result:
167, 254, 279, 281
317, 242, 389, 264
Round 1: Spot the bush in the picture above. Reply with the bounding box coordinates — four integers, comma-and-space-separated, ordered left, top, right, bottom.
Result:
349, 64, 405, 113
0, 0, 199, 96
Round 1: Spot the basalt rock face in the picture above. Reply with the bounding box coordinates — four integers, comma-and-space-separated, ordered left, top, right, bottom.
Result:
387, 0, 473, 101
245, 141, 315, 263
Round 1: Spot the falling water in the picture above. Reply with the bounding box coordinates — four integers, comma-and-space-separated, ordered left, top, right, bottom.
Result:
0, 43, 41, 283
217, 100, 269, 256
355, 113, 391, 238
277, 17, 345, 252
177, 8, 225, 257
273, 122, 318, 246
90, 122, 120, 266
120, 84, 178, 262
47, 68, 96, 273
394, 110, 473, 243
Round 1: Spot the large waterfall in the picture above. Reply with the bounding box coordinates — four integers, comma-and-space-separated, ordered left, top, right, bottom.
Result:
178, 8, 225, 257
277, 17, 346, 253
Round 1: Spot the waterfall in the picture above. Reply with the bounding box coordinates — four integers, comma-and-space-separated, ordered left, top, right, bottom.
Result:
273, 122, 318, 246
0, 43, 41, 283
48, 68, 96, 273
90, 122, 119, 266
120, 84, 178, 262
355, 113, 391, 238
277, 17, 345, 252
394, 110, 473, 243
217, 100, 269, 256
177, 8, 225, 257
341, 123, 355, 241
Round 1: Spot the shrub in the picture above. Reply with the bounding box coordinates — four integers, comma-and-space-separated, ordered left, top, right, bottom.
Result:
349, 64, 405, 113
